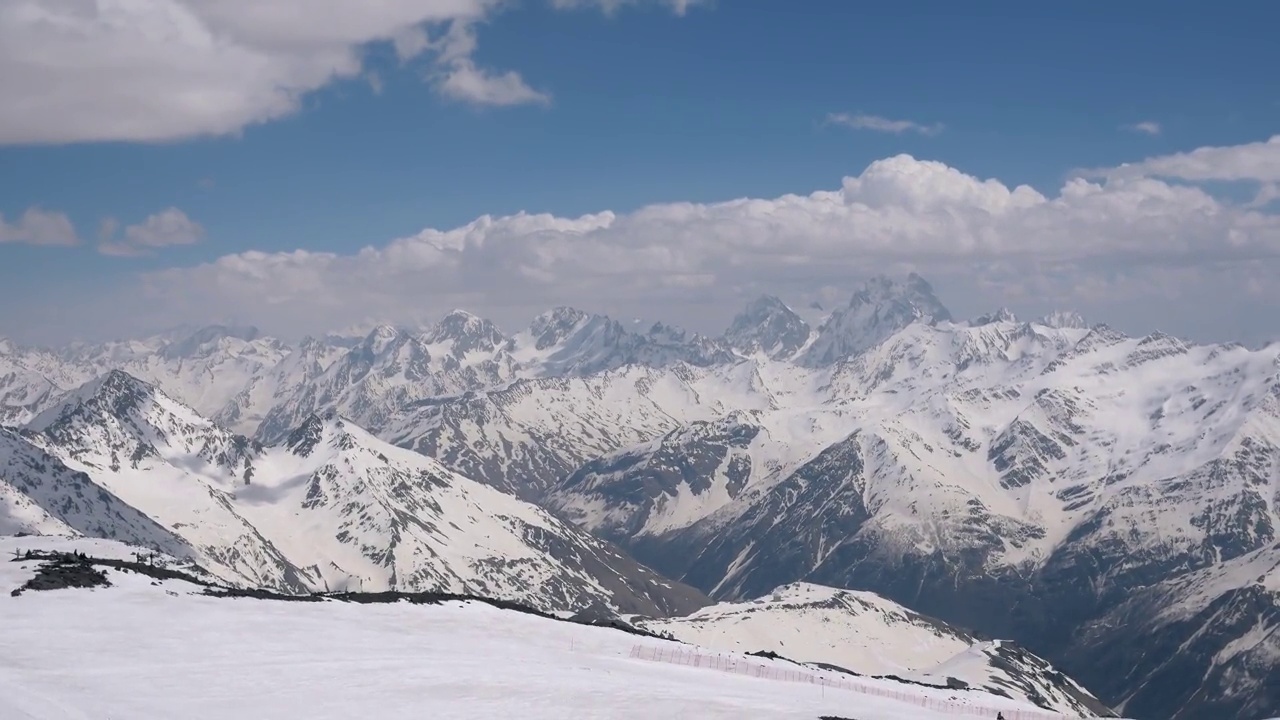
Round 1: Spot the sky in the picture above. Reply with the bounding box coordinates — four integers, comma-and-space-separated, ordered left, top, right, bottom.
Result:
1, 0, 1279, 346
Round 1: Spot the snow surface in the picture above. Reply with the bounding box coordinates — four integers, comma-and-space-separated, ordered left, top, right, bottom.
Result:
0, 537, 1101, 720
634, 582, 1105, 717
636, 582, 974, 675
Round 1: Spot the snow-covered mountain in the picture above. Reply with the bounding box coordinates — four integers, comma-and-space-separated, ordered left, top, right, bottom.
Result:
634, 582, 1113, 717
799, 273, 952, 366
723, 295, 812, 360
8, 371, 705, 616
541, 319, 1280, 720
3, 272, 1278, 718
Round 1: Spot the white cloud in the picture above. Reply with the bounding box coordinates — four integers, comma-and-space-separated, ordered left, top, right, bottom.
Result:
825, 113, 944, 136
1249, 184, 1280, 209
1125, 121, 1162, 136
550, 0, 709, 14
0, 207, 79, 246
428, 22, 550, 106
98, 208, 204, 257
1090, 135, 1280, 183
100, 141, 1280, 342
436, 60, 551, 105
0, 0, 693, 144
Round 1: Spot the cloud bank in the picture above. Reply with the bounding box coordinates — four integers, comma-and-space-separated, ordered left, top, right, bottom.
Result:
77, 137, 1275, 344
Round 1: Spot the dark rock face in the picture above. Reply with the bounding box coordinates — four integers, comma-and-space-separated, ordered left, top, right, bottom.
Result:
658, 433, 872, 598
552, 417, 761, 542
1065, 568, 1280, 720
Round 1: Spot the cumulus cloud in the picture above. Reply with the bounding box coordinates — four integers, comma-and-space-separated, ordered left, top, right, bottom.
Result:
0, 0, 695, 144
826, 113, 944, 136
1125, 121, 1162, 136
98, 139, 1280, 343
99, 208, 204, 257
0, 207, 79, 246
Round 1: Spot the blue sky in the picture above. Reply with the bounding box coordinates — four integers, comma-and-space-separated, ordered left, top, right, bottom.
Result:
1, 1, 1279, 344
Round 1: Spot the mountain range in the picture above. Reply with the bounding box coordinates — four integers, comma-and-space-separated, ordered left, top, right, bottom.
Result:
3, 273, 1279, 719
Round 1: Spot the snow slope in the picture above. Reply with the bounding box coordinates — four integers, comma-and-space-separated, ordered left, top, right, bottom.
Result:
634, 582, 1110, 717
0, 537, 1105, 720
0, 427, 189, 552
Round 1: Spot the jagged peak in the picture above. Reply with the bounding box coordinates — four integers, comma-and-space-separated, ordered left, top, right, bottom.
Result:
970, 308, 1018, 326
741, 294, 793, 315
724, 294, 810, 359
56, 368, 153, 406
798, 274, 952, 365
1037, 310, 1088, 330
529, 306, 591, 334
524, 306, 605, 352
1137, 330, 1185, 347
160, 324, 262, 360
284, 410, 350, 457
24, 370, 166, 438
646, 321, 692, 344
849, 273, 952, 321
424, 309, 507, 348
727, 294, 803, 327
355, 324, 406, 356
364, 323, 401, 341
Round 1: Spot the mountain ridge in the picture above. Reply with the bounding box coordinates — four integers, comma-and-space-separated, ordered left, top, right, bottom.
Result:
3, 273, 1278, 718
5, 370, 706, 616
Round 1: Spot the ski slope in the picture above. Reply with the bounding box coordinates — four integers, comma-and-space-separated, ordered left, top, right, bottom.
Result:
0, 538, 1096, 720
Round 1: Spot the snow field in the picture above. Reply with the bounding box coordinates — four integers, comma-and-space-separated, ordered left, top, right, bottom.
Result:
0, 555, 1075, 720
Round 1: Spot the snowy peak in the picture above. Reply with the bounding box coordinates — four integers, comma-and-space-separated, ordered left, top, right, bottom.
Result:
27, 370, 256, 480
1038, 310, 1088, 329
27, 369, 155, 433
852, 273, 951, 322
970, 307, 1018, 326
421, 310, 508, 357
283, 412, 340, 457
801, 273, 953, 365
525, 306, 592, 351
723, 295, 811, 360
358, 324, 404, 356
159, 325, 264, 360
513, 307, 730, 376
